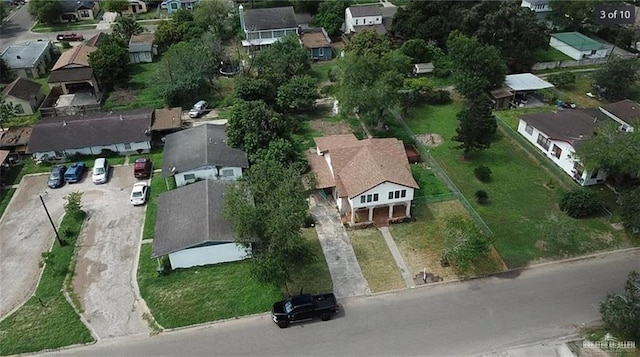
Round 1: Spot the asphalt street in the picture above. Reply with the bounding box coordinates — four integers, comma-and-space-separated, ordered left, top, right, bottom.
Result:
43, 249, 640, 357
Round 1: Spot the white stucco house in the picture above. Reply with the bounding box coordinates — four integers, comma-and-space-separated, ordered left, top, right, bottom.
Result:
26, 108, 152, 161
161, 124, 249, 188
239, 5, 299, 51
517, 109, 609, 186
549, 32, 610, 60
599, 99, 639, 132
152, 179, 249, 270
306, 134, 419, 226
344, 4, 385, 35
521, 0, 551, 13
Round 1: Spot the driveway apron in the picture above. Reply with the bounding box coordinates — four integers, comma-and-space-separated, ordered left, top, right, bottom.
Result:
310, 196, 370, 299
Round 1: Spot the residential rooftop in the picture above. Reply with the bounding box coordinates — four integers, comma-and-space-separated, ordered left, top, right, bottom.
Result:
0, 41, 50, 69
551, 32, 607, 51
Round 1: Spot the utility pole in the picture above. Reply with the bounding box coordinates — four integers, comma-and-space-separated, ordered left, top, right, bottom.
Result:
39, 194, 66, 247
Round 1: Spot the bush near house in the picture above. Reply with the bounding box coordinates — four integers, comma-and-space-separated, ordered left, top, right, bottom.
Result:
559, 189, 603, 218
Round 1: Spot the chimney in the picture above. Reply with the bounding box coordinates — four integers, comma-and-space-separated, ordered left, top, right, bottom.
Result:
239, 5, 246, 33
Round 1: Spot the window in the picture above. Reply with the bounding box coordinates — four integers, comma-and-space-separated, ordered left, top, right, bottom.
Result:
79, 10, 90, 18
124, 143, 131, 150
248, 32, 259, 40
373, 193, 379, 201
221, 169, 234, 177
170, 3, 178, 9
319, 47, 324, 57
260, 31, 272, 39
285, 29, 297, 35
590, 50, 597, 55
536, 134, 551, 150
590, 169, 599, 179
525, 124, 534, 135
355, 19, 359, 25
394, 191, 400, 199
401, 190, 406, 198
273, 30, 285, 38
184, 173, 196, 181
361, 196, 366, 204
551, 144, 562, 159
26, 69, 33, 78
366, 194, 372, 203
13, 104, 24, 114
388, 192, 393, 200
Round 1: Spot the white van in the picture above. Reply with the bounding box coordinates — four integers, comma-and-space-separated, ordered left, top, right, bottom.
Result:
92, 158, 109, 184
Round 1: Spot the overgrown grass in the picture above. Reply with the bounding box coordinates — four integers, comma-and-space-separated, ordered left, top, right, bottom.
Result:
0, 210, 93, 355
32, 77, 51, 95
103, 62, 164, 111
533, 48, 573, 62
424, 75, 456, 89
3, 113, 40, 128
0, 188, 16, 219
310, 61, 338, 83
349, 228, 405, 293
142, 173, 171, 240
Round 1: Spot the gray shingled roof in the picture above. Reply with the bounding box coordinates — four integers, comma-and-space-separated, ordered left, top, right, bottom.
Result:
151, 180, 239, 258
1, 77, 41, 101
27, 108, 153, 153
0, 41, 50, 69
243, 6, 298, 31
162, 124, 249, 177
348, 5, 382, 17
61, 0, 95, 12
520, 108, 606, 148
129, 33, 155, 53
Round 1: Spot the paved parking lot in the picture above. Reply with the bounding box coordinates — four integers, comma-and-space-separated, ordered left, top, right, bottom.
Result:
0, 165, 150, 339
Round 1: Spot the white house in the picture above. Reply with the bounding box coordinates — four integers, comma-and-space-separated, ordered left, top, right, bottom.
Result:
152, 180, 249, 269
161, 124, 249, 188
599, 99, 639, 132
239, 5, 299, 50
26, 108, 153, 161
344, 4, 385, 35
305, 134, 419, 226
517, 109, 608, 186
521, 0, 551, 13
549, 32, 609, 60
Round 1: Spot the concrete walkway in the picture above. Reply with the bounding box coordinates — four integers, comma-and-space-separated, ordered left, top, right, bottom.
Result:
310, 196, 370, 299
378, 226, 415, 288
96, 12, 117, 30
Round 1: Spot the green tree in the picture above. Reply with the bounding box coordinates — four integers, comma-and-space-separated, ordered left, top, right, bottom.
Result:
234, 77, 277, 105
88, 35, 131, 87
28, 0, 63, 24
447, 31, 507, 99
442, 216, 493, 275
0, 4, 6, 22
251, 138, 300, 167
548, 0, 608, 32
154, 20, 185, 52
574, 122, 640, 186
399, 38, 444, 64
223, 159, 314, 290
154, 9, 205, 51
227, 100, 291, 156
276, 75, 319, 113
347, 29, 392, 57
559, 189, 603, 218
452, 94, 497, 158
0, 57, 13, 84
193, 0, 237, 41
103, 0, 130, 15
0, 101, 18, 131
112, 16, 144, 42
254, 36, 311, 88
313, 0, 350, 37
546, 72, 576, 89
600, 271, 640, 341
592, 57, 640, 101
618, 187, 640, 234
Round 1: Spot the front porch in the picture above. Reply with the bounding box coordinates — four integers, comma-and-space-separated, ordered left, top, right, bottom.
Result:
342, 204, 411, 227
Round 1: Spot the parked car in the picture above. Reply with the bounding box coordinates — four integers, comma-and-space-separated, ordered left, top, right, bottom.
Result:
92, 158, 109, 184
56, 33, 84, 41
130, 182, 149, 206
47, 165, 67, 188
64, 162, 86, 183
188, 100, 208, 118
133, 158, 152, 179
271, 293, 339, 328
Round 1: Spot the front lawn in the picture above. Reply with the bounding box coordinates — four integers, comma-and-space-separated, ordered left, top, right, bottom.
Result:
31, 20, 98, 33
349, 228, 405, 292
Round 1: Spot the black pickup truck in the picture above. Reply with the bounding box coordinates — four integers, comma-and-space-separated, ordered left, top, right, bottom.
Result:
271, 293, 339, 328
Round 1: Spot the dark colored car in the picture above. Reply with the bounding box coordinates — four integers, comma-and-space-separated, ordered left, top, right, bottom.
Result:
64, 162, 86, 183
271, 293, 339, 328
47, 165, 67, 188
133, 158, 152, 179
56, 33, 84, 41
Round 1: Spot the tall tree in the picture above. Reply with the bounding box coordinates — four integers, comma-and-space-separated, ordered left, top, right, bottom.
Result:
399, 39, 444, 64
0, 4, 6, 22
112, 16, 143, 42
0, 58, 13, 84
193, 0, 238, 41
574, 122, 640, 186
234, 77, 277, 105
103, 0, 130, 15
600, 271, 640, 341
617, 187, 640, 233
313, 0, 351, 37
347, 29, 392, 57
88, 35, 131, 87
548, 0, 610, 32
226, 100, 291, 156
592, 58, 640, 101
447, 31, 506, 99
28, 0, 63, 24
452, 94, 497, 157
223, 159, 314, 290
254, 36, 311, 88
276, 75, 319, 113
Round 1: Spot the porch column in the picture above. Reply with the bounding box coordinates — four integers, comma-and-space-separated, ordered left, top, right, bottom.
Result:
405, 202, 411, 217
368, 207, 373, 222
350, 206, 355, 225
389, 204, 394, 218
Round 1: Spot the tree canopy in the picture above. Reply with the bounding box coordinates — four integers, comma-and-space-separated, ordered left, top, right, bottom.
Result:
254, 36, 311, 88
452, 94, 497, 157
399, 39, 444, 64
276, 75, 319, 113
193, 0, 238, 41
28, 0, 63, 24
234, 77, 277, 105
617, 187, 640, 233
600, 271, 640, 341
0, 58, 13, 84
347, 29, 392, 57
112, 16, 143, 42
313, 0, 350, 37
103, 0, 129, 15
226, 100, 291, 156
592, 58, 640, 101
88, 35, 131, 87
442, 215, 493, 275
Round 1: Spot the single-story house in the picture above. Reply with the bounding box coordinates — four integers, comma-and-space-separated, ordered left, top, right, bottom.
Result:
27, 108, 153, 160
549, 32, 609, 60
152, 179, 249, 269
301, 28, 332, 61
344, 4, 383, 34
0, 126, 32, 153
161, 0, 199, 14
122, 0, 147, 15
48, 45, 101, 97
0, 41, 53, 79
152, 107, 183, 133
239, 5, 299, 50
521, 0, 551, 12
305, 134, 419, 226
129, 33, 157, 64
60, 0, 99, 22
1, 77, 45, 115
517, 109, 608, 186
162, 124, 249, 187
599, 99, 639, 132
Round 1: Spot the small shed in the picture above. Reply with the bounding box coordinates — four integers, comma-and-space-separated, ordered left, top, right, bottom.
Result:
413, 63, 434, 76
152, 107, 183, 133
491, 88, 514, 110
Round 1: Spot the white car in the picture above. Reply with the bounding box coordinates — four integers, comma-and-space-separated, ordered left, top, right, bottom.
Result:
130, 182, 149, 206
188, 100, 208, 118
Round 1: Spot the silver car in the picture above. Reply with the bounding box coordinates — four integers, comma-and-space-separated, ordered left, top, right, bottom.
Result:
189, 100, 208, 118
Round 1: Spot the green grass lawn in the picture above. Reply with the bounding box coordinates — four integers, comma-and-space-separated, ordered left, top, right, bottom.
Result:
0, 210, 93, 355
31, 20, 98, 33
411, 163, 452, 199
289, 228, 334, 294
349, 228, 405, 293
310, 61, 338, 83
103, 62, 164, 111
0, 188, 16, 220
557, 73, 606, 108
32, 77, 51, 95
533, 48, 573, 62
142, 173, 171, 240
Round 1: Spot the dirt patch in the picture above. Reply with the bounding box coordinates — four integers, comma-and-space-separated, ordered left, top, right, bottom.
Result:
108, 89, 137, 106
309, 119, 353, 136
415, 133, 444, 148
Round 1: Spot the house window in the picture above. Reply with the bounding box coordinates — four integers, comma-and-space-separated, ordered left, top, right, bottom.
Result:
590, 169, 599, 179
388, 192, 393, 200
361, 196, 366, 204
367, 194, 372, 203
79, 10, 90, 18
394, 191, 400, 199
551, 144, 562, 159
260, 31, 273, 39
248, 32, 259, 40
124, 143, 132, 150
573, 162, 584, 176
536, 134, 551, 151
14, 104, 24, 114
590, 50, 597, 55
285, 29, 297, 35
525, 124, 534, 135
355, 19, 359, 25
221, 169, 234, 177
401, 190, 406, 198
170, 3, 178, 10
373, 193, 379, 201
184, 173, 196, 181
273, 30, 285, 38
319, 47, 324, 57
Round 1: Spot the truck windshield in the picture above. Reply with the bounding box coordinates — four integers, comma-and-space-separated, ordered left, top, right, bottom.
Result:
284, 301, 294, 314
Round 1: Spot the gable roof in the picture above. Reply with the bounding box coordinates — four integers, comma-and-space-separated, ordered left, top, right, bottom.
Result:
85, 32, 107, 47
301, 30, 331, 49
27, 108, 153, 153
48, 67, 95, 83
51, 45, 96, 71
152, 107, 183, 131
307, 134, 419, 198
348, 4, 382, 17
61, 0, 95, 12
152, 180, 237, 258
161, 124, 249, 177
0, 126, 32, 149
551, 32, 607, 51
600, 99, 640, 125
1, 77, 41, 101
243, 6, 298, 31
129, 33, 155, 53
520, 108, 607, 148
0, 41, 50, 69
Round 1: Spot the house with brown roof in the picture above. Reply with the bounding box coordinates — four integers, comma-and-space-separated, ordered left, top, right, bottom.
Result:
0, 126, 32, 153
1, 77, 45, 115
48, 45, 101, 98
306, 134, 419, 226
152, 107, 183, 133
301, 28, 332, 61
599, 99, 639, 133
517, 109, 608, 186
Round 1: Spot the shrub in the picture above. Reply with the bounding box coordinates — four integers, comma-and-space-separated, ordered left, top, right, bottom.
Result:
423, 89, 452, 104
303, 214, 315, 228
475, 190, 488, 205
559, 189, 603, 218
546, 72, 576, 89
60, 41, 72, 49
474, 165, 492, 182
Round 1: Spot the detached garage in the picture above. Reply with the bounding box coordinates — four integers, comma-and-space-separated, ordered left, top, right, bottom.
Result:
151, 179, 249, 270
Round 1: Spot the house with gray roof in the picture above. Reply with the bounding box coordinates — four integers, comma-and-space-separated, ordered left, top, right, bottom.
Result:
129, 33, 157, 63
1, 77, 45, 115
0, 41, 53, 79
152, 179, 249, 269
549, 32, 610, 60
60, 0, 100, 21
344, 4, 385, 35
599, 99, 640, 132
162, 124, 249, 187
239, 5, 299, 50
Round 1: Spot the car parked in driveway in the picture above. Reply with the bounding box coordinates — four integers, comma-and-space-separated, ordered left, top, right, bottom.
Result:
130, 182, 149, 205
189, 100, 208, 118
56, 33, 84, 41
92, 158, 109, 184
47, 165, 67, 188
64, 162, 86, 183
133, 158, 152, 179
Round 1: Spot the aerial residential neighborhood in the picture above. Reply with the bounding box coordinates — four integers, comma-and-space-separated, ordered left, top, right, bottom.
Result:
0, 0, 639, 356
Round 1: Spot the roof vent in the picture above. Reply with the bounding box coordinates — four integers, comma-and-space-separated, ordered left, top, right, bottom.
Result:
119, 115, 123, 121
16, 55, 21, 59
